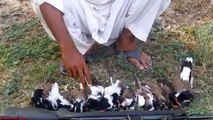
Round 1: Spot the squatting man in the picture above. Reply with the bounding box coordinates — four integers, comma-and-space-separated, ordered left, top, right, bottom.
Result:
32, 0, 171, 87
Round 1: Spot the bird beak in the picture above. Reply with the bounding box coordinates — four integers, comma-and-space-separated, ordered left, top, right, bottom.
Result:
172, 98, 182, 108
79, 80, 91, 90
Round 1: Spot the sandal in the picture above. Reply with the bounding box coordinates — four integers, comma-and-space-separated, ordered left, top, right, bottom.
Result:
110, 43, 152, 69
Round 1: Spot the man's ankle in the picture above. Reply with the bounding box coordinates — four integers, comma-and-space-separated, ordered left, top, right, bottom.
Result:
116, 29, 136, 51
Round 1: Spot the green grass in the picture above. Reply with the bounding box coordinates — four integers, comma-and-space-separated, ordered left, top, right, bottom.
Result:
194, 22, 213, 68
0, 2, 213, 116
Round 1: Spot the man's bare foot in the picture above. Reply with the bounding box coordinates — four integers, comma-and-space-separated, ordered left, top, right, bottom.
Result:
116, 29, 152, 70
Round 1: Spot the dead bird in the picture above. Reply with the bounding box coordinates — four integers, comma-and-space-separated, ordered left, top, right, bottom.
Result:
31, 83, 59, 110
133, 73, 156, 111
102, 78, 124, 111
101, 60, 126, 111
31, 88, 52, 110
120, 86, 136, 110
84, 75, 105, 110
156, 79, 174, 109
45, 82, 75, 110
31, 82, 73, 110
180, 57, 194, 88
171, 57, 194, 108
140, 80, 168, 110
60, 87, 86, 112
156, 79, 174, 99
43, 82, 62, 110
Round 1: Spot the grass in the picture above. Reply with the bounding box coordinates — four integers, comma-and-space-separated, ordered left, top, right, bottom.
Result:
194, 22, 213, 68
0, 1, 213, 116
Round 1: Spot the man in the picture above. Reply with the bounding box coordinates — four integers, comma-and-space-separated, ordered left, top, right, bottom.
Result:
32, 0, 171, 87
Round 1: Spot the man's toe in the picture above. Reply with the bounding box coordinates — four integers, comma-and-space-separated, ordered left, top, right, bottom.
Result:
141, 52, 152, 68
128, 58, 144, 70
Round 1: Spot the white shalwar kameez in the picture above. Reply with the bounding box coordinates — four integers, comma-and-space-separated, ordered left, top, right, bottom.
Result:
32, 0, 171, 55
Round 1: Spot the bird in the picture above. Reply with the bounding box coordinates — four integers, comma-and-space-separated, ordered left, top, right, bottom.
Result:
43, 82, 61, 110
180, 57, 194, 88
133, 73, 156, 111
101, 78, 124, 111
31, 82, 74, 111
60, 87, 86, 112
140, 80, 168, 110
171, 57, 194, 108
100, 60, 126, 111
84, 75, 105, 111
120, 86, 136, 110
31, 88, 52, 109
156, 79, 174, 109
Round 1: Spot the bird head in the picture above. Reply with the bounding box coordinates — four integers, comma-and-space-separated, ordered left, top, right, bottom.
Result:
169, 90, 193, 108
176, 90, 193, 107
72, 99, 85, 112
85, 92, 103, 111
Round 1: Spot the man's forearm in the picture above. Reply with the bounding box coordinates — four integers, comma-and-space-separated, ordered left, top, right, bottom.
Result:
40, 3, 77, 52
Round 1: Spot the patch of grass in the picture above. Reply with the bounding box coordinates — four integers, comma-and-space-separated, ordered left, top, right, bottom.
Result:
3, 19, 39, 41
188, 96, 213, 115
148, 19, 169, 41
178, 21, 213, 68
46, 62, 60, 77
1, 33, 59, 69
116, 52, 136, 72
193, 22, 213, 68
0, 19, 62, 110
3, 73, 20, 96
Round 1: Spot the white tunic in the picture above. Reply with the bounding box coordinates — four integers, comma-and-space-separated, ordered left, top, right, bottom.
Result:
32, 0, 171, 54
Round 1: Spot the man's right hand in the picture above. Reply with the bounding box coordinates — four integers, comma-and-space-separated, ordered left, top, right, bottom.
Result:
40, 3, 91, 88
61, 47, 92, 88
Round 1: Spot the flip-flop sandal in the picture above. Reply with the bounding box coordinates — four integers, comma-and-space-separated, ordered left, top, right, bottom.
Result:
60, 54, 91, 75
110, 43, 152, 68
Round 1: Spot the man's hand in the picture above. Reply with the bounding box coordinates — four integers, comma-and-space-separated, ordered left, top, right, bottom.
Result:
40, 3, 91, 87
61, 47, 91, 87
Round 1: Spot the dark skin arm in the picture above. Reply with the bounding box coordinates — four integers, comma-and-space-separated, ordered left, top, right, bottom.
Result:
40, 3, 91, 87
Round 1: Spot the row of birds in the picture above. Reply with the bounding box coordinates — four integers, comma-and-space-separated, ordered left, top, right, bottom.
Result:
31, 57, 194, 112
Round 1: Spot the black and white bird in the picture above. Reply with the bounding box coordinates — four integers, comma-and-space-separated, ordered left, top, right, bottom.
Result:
133, 74, 156, 111
60, 87, 86, 112
180, 57, 194, 88
84, 75, 105, 110
171, 57, 194, 108
120, 86, 136, 110
140, 80, 168, 110
31, 82, 73, 111
101, 78, 124, 111
31, 88, 52, 109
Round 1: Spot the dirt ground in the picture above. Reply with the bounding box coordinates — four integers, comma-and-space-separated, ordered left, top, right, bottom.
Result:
0, 0, 213, 115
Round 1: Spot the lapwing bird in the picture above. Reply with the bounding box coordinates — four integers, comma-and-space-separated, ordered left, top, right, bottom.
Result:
45, 82, 75, 110
171, 57, 194, 108
31, 82, 73, 110
101, 60, 126, 111
120, 86, 136, 110
156, 79, 174, 109
133, 73, 156, 111
60, 88, 86, 112
140, 80, 168, 110
31, 88, 52, 109
102, 78, 124, 111
84, 75, 105, 110
44, 82, 61, 110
